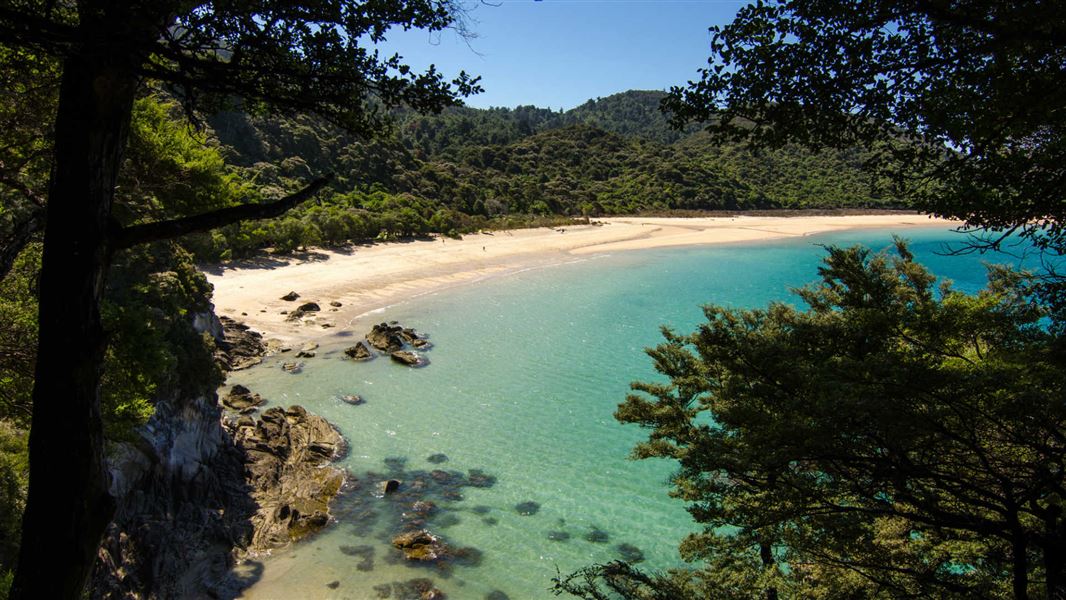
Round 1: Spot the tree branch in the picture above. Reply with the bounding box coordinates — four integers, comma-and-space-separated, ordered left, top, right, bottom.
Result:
111, 173, 334, 250
0, 7, 80, 53
0, 208, 45, 281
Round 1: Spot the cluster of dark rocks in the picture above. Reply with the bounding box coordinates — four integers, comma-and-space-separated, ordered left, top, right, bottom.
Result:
221, 384, 265, 412
345, 322, 431, 367
215, 315, 268, 370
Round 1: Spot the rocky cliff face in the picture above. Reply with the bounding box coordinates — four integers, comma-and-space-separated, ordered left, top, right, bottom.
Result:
90, 310, 347, 599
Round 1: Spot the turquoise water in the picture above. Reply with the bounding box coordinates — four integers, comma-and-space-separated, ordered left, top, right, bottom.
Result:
230, 228, 1014, 599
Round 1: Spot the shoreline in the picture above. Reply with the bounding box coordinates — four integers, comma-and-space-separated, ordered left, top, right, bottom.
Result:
204, 214, 958, 344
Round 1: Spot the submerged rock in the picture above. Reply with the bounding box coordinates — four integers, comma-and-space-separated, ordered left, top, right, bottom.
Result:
615, 543, 645, 563
392, 529, 448, 562
426, 453, 448, 464
339, 544, 375, 571
514, 501, 540, 516
281, 361, 303, 374
585, 527, 610, 543
466, 469, 496, 488
381, 479, 401, 494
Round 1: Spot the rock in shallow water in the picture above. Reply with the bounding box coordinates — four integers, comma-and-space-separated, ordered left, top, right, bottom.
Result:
390, 350, 423, 367
514, 501, 540, 516
392, 529, 448, 562
344, 342, 374, 361
585, 527, 610, 543
339, 394, 365, 406
615, 542, 645, 563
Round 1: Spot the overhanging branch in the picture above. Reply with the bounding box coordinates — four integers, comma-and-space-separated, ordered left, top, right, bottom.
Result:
111, 173, 334, 249
0, 208, 45, 280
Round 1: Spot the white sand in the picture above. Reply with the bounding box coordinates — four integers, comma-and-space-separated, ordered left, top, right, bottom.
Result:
205, 214, 957, 344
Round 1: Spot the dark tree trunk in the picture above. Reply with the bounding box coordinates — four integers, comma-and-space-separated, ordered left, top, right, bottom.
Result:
1010, 527, 1029, 600
9, 43, 138, 599
759, 539, 779, 600
1045, 538, 1066, 600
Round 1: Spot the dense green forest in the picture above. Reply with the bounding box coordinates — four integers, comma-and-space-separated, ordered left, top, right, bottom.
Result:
191, 90, 899, 258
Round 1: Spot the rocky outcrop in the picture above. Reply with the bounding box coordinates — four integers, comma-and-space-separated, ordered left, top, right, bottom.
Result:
93, 388, 255, 599
216, 315, 267, 370
358, 322, 431, 364
366, 322, 407, 352
229, 406, 347, 552
92, 313, 348, 599
222, 384, 265, 411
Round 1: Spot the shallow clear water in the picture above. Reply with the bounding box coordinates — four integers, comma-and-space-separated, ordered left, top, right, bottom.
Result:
230, 228, 1014, 599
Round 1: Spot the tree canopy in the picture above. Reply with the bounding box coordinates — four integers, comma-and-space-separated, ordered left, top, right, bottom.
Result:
663, 0, 1066, 257
0, 1, 479, 598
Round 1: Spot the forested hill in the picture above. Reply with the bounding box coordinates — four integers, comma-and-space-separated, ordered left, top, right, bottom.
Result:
194, 90, 900, 258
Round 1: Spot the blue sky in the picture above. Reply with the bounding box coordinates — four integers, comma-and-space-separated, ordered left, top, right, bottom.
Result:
380, 0, 748, 110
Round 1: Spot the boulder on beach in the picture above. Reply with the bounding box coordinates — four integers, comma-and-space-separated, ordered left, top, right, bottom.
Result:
295, 342, 318, 358
330, 301, 342, 307
297, 302, 320, 313
280, 291, 300, 301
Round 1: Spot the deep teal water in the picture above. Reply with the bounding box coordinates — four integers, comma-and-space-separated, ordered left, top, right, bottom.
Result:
231, 228, 1018, 599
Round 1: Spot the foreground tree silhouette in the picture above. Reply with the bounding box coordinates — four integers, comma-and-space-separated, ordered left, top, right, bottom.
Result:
663, 0, 1066, 273
0, 2, 478, 597
555, 243, 1066, 599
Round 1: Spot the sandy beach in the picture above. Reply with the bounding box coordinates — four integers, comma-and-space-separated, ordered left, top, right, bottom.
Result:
205, 214, 957, 344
